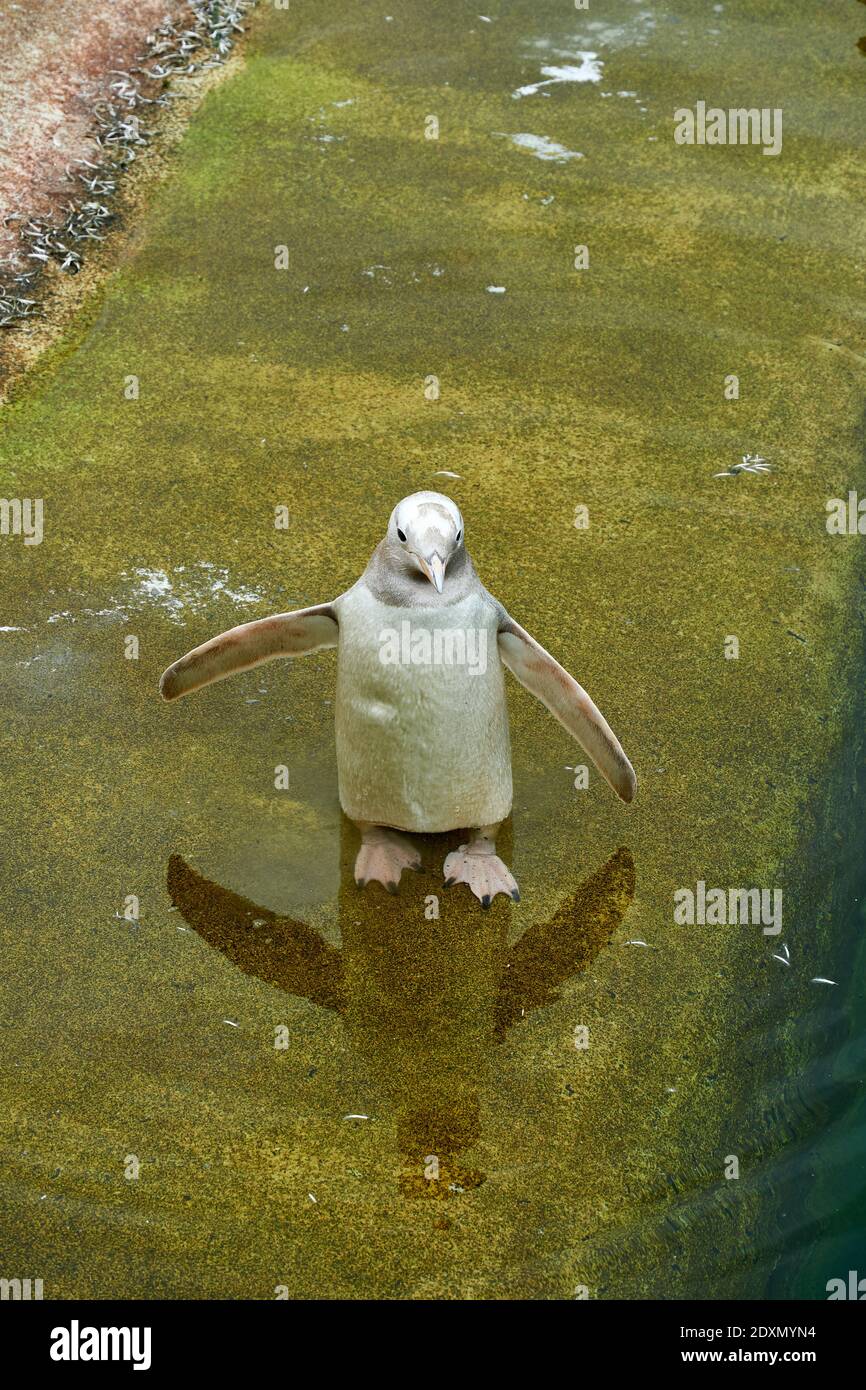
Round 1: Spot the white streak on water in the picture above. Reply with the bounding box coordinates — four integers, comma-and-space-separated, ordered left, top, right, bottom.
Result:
124, 564, 264, 620
513, 55, 602, 98
497, 131, 584, 162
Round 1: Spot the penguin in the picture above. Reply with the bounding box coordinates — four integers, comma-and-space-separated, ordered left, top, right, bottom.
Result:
159, 491, 636, 905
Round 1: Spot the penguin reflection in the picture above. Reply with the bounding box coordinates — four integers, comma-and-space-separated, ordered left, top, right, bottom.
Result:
167, 825, 635, 1197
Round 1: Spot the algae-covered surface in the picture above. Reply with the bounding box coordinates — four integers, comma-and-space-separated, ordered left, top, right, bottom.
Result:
1, 0, 864, 1299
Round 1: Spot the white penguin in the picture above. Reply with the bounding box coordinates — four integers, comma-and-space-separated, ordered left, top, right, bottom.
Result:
159, 491, 636, 905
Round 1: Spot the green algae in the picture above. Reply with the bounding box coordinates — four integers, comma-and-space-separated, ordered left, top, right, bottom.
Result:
1, 0, 865, 1298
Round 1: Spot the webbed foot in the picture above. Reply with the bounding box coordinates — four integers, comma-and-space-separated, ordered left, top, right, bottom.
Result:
443, 831, 519, 908
354, 825, 422, 894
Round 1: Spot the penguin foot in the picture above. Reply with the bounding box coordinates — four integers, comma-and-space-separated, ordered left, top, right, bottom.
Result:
443, 841, 520, 908
354, 826, 422, 894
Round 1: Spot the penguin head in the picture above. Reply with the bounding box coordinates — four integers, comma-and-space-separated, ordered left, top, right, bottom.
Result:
387, 492, 464, 594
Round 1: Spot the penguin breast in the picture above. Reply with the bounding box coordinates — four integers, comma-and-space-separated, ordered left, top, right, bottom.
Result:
332, 585, 512, 833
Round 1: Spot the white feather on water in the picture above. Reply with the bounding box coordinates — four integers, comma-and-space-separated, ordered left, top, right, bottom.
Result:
512, 56, 603, 98
496, 132, 584, 162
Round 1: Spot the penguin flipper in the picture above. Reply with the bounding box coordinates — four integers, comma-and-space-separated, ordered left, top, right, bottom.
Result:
497, 615, 636, 803
159, 602, 338, 700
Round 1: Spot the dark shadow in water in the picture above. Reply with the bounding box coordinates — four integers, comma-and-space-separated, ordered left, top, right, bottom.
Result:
167, 822, 635, 1199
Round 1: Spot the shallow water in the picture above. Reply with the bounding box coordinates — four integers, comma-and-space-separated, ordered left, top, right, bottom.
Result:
1, 0, 864, 1298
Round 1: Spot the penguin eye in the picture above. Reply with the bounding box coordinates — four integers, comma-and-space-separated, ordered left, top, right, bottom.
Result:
455, 530, 462, 543
397, 528, 407, 542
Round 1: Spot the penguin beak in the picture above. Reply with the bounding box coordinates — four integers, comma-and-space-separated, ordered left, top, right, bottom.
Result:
418, 552, 446, 593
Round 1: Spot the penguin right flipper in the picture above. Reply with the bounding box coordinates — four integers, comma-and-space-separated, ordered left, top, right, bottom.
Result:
497, 613, 636, 804
159, 602, 339, 701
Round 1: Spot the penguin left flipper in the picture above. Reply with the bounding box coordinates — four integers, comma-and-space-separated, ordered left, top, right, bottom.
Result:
159, 602, 339, 701
497, 615, 636, 804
